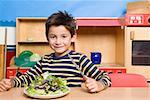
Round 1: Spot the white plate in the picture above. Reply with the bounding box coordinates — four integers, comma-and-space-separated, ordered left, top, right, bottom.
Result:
24, 87, 70, 99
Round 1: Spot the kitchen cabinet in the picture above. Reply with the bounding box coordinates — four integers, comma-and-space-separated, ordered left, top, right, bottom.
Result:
7, 17, 126, 78
16, 17, 125, 67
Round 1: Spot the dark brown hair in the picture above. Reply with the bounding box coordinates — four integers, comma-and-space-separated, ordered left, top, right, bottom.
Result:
45, 11, 76, 41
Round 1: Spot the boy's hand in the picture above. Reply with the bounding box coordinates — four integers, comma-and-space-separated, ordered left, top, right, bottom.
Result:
0, 79, 13, 92
81, 77, 105, 93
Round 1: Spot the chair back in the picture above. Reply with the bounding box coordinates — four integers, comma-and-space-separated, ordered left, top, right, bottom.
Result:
108, 73, 148, 87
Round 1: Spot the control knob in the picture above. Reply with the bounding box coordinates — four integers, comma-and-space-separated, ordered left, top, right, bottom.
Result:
148, 17, 150, 23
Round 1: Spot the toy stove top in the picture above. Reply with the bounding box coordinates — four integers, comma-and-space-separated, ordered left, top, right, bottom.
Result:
125, 14, 150, 26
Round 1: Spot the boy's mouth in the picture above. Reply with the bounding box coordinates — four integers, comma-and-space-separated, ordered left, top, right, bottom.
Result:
54, 46, 64, 49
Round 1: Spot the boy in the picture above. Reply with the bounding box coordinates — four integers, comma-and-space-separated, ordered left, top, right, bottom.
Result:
0, 11, 111, 93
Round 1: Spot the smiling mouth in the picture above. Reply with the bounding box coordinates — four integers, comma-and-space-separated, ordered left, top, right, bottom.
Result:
55, 46, 64, 49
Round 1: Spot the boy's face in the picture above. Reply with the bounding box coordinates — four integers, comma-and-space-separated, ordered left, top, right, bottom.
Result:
48, 25, 75, 56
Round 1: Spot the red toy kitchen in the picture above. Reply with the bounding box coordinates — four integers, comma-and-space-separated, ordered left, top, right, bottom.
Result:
4, 1, 150, 82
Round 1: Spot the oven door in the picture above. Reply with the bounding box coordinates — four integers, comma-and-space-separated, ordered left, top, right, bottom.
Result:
132, 41, 150, 65
125, 27, 150, 80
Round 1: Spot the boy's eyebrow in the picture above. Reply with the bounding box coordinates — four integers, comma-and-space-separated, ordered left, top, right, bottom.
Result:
49, 34, 55, 35
61, 33, 68, 35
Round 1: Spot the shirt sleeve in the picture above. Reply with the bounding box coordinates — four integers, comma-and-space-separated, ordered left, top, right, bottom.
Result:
12, 60, 43, 87
79, 54, 111, 87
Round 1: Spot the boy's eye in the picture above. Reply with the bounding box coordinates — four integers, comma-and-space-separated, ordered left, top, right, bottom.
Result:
49, 35, 56, 39
62, 35, 67, 38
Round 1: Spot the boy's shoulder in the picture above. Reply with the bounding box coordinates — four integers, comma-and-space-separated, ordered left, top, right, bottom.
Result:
69, 50, 87, 58
42, 53, 54, 59
41, 51, 87, 59
70, 50, 81, 55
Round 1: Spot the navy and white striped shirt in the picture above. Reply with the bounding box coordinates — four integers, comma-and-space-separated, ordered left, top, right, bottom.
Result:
13, 50, 111, 87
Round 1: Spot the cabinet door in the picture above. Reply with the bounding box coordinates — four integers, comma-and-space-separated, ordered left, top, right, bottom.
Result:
125, 27, 150, 40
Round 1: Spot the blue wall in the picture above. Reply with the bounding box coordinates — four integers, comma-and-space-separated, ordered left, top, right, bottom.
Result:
0, 0, 138, 26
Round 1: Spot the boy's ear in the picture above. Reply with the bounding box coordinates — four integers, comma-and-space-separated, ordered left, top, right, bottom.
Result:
71, 34, 77, 42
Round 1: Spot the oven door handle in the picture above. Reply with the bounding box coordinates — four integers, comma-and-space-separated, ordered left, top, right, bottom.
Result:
130, 31, 135, 40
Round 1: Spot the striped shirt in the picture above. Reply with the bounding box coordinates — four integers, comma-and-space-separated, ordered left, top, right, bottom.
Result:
13, 50, 111, 87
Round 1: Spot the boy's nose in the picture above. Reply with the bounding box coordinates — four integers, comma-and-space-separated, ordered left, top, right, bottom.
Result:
55, 38, 61, 44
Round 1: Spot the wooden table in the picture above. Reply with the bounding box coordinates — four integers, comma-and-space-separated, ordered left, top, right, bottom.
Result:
0, 87, 150, 100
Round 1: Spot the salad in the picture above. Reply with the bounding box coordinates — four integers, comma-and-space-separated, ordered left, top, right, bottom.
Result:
24, 72, 70, 98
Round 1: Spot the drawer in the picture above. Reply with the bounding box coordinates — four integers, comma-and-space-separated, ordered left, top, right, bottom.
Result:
19, 69, 29, 74
6, 68, 29, 79
6, 69, 16, 79
99, 68, 126, 74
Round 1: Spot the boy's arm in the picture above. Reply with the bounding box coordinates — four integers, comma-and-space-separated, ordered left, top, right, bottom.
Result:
79, 55, 111, 88
97, 71, 111, 88
12, 61, 43, 87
